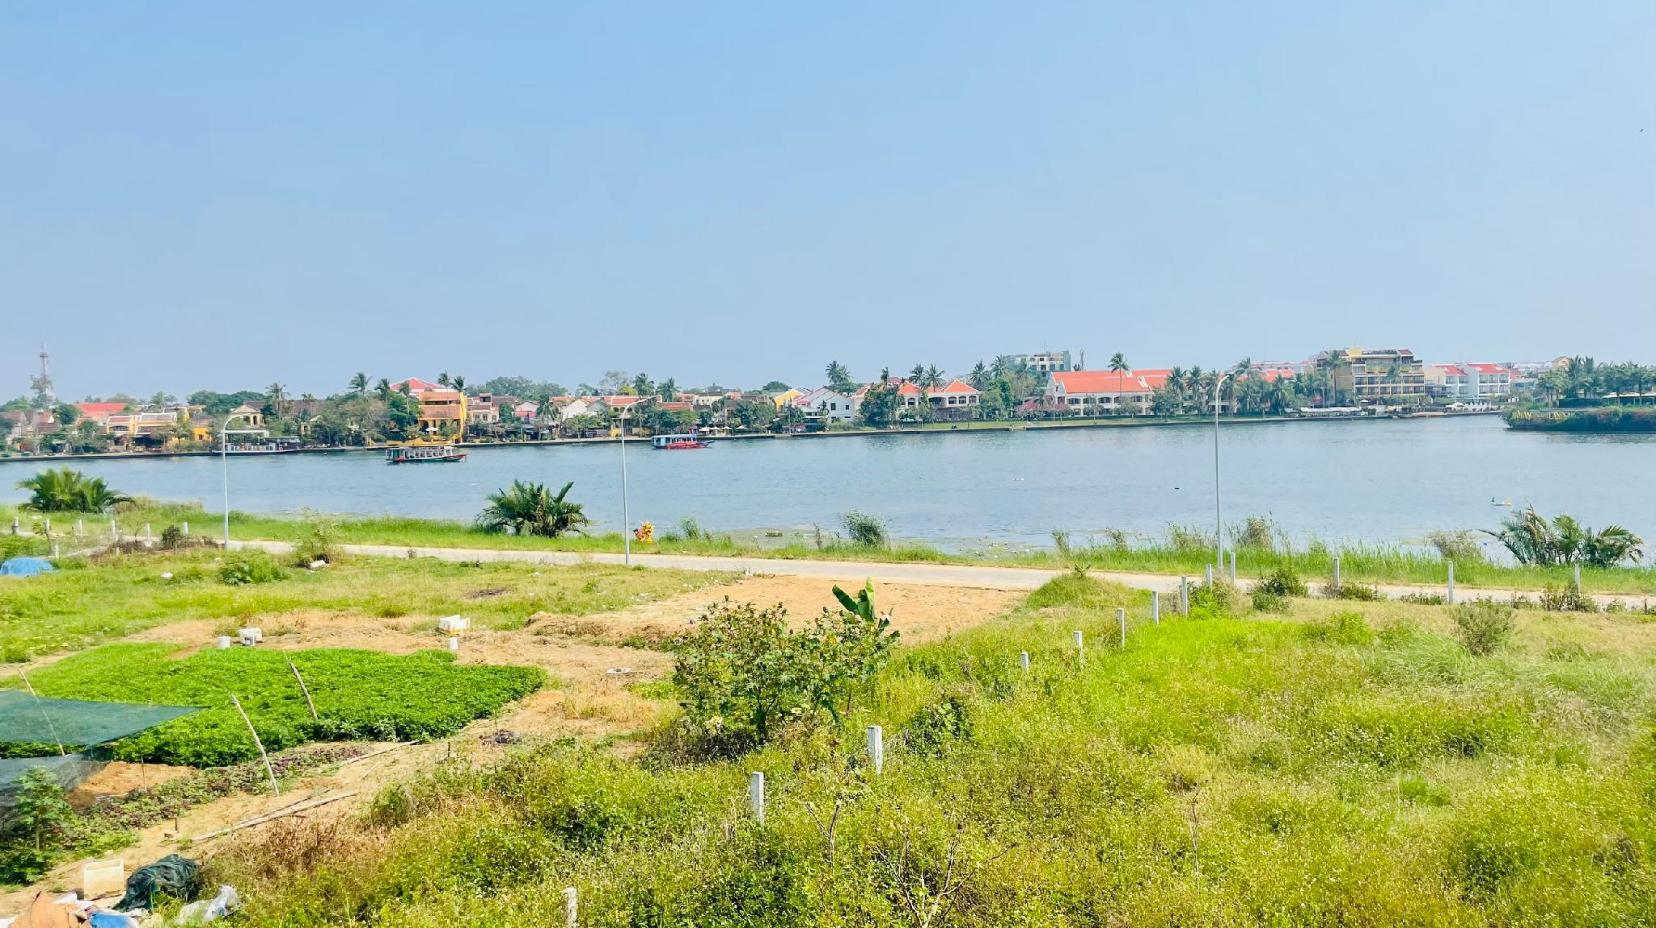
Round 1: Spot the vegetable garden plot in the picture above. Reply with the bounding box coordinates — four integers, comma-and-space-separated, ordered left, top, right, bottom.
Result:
3, 644, 545, 766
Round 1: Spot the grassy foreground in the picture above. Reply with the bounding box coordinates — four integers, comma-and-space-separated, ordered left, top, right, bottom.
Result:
205, 578, 1656, 926
16, 499, 1652, 596
0, 546, 726, 662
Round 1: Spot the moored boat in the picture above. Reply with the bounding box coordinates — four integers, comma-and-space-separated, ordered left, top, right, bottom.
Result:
650, 433, 712, 450
386, 444, 467, 464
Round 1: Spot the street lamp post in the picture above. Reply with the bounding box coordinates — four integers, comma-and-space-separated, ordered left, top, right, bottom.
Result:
619, 403, 633, 565
1213, 371, 1235, 573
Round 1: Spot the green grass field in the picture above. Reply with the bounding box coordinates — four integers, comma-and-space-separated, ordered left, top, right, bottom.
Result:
206, 577, 1656, 926
4, 644, 545, 766
0, 545, 727, 662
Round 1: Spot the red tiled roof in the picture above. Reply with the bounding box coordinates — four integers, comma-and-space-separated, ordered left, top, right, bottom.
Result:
601, 395, 645, 406
77, 402, 128, 419
1432, 364, 1467, 376
659, 401, 694, 411
1467, 363, 1506, 374
1254, 368, 1297, 383
896, 382, 924, 396
928, 379, 979, 395
1133, 369, 1171, 390
1050, 370, 1152, 395
392, 377, 441, 394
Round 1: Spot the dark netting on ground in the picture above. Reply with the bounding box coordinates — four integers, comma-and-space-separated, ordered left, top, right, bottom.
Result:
0, 689, 196, 754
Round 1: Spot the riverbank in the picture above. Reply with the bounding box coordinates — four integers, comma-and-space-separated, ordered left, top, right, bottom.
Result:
0, 408, 1504, 465
1505, 406, 1656, 432
10, 501, 1653, 597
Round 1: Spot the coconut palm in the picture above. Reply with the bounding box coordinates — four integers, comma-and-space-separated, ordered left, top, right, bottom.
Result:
1485, 506, 1644, 567
349, 372, 369, 395
1108, 353, 1129, 372
476, 480, 589, 537
17, 467, 133, 513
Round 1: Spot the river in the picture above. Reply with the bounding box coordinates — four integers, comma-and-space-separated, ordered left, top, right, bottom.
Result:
3, 416, 1651, 553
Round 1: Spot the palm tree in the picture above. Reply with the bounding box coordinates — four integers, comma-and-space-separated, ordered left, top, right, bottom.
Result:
825, 361, 852, 390
437, 372, 452, 387
451, 375, 467, 393
266, 383, 286, 418
969, 361, 989, 390
476, 480, 589, 537
17, 468, 133, 513
1485, 507, 1644, 567
923, 365, 944, 389
349, 372, 369, 395
1108, 353, 1129, 372
375, 378, 393, 400
908, 364, 926, 384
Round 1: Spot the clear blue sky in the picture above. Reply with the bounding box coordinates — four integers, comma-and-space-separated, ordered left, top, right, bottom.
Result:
3, 2, 1651, 399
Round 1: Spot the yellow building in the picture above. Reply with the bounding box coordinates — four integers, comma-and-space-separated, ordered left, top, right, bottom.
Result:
770, 388, 802, 409
416, 389, 468, 439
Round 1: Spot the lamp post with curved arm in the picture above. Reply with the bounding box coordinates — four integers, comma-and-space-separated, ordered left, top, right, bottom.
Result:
619, 402, 634, 565
1212, 371, 1235, 572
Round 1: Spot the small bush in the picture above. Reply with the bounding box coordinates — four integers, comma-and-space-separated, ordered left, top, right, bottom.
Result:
1454, 601, 1516, 656
1538, 584, 1597, 613
841, 511, 887, 548
1256, 566, 1307, 598
1399, 592, 1446, 605
1427, 530, 1486, 565
678, 517, 705, 541
1302, 611, 1374, 646
902, 693, 973, 756
1189, 580, 1237, 617
1230, 515, 1278, 551
1328, 581, 1384, 602
1167, 523, 1215, 553
219, 553, 288, 585
159, 524, 186, 549
1049, 529, 1072, 560
1250, 589, 1290, 613
292, 516, 340, 566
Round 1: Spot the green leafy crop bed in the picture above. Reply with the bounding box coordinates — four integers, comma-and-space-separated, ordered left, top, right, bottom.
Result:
5, 644, 545, 766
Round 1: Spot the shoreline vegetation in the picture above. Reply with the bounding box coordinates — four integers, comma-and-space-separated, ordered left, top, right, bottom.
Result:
0, 409, 1504, 465
1504, 406, 1656, 432
9, 499, 1653, 597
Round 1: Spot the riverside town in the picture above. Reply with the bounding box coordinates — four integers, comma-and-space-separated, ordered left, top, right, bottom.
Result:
6, 348, 1654, 457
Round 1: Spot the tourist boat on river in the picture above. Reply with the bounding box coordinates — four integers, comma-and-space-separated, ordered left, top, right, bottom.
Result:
386, 444, 467, 464
218, 431, 301, 455
650, 433, 712, 450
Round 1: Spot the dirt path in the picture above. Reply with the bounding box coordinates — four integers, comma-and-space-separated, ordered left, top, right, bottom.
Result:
230, 540, 1649, 608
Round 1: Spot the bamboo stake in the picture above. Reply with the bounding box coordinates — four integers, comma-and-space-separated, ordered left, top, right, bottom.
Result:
19, 672, 67, 757
230, 694, 280, 796
288, 659, 319, 721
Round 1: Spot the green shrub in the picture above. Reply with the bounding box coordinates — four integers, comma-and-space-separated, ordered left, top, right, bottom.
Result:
671, 583, 897, 756
1024, 571, 1131, 610
841, 511, 887, 548
1455, 602, 1516, 656
0, 768, 73, 882
1328, 580, 1384, 601
1301, 611, 1374, 646
1539, 584, 1597, 613
159, 524, 186, 549
1189, 580, 1237, 617
902, 693, 973, 755
219, 553, 287, 585
1427, 530, 1486, 565
1250, 589, 1290, 613
291, 515, 339, 566
1256, 566, 1307, 598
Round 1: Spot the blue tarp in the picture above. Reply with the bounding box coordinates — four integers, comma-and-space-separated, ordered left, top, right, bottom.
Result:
0, 556, 54, 577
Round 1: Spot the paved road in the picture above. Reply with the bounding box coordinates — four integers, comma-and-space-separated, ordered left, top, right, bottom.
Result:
230, 539, 1644, 608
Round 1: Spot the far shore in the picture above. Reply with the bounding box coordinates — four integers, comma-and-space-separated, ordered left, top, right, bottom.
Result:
0, 408, 1503, 465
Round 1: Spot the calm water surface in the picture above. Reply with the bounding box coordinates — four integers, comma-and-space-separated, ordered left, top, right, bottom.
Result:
4, 417, 1651, 552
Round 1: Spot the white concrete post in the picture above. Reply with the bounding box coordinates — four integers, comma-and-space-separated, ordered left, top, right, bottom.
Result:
1180, 576, 1190, 614
1228, 550, 1237, 583
1447, 562, 1456, 605
10, 517, 18, 535
1019, 651, 1030, 673
1204, 564, 1214, 585
1151, 591, 1161, 625
144, 523, 152, 543
1073, 630, 1084, 666
75, 519, 84, 537
182, 521, 189, 537
563, 887, 577, 928
866, 725, 884, 775
52, 543, 60, 558
447, 636, 460, 652
1333, 555, 1342, 590
43, 518, 50, 536
109, 516, 117, 540
1573, 563, 1581, 591
749, 771, 766, 824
